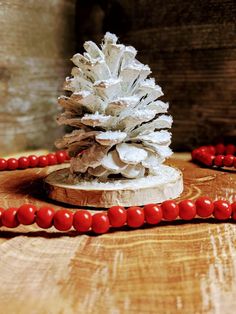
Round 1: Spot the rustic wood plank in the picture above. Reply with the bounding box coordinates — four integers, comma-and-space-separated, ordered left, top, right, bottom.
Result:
0, 156, 235, 313
123, 24, 236, 51
123, 0, 236, 29
0, 0, 76, 154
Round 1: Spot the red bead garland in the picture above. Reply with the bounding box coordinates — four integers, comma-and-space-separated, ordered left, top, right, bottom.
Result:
192, 144, 236, 169
0, 150, 70, 171
0, 197, 235, 234
0, 143, 235, 235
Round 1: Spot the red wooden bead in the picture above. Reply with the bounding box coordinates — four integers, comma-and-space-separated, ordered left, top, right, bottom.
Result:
18, 157, 30, 169
53, 209, 73, 231
234, 157, 236, 169
1, 208, 19, 228
179, 200, 196, 220
36, 206, 55, 229
161, 200, 179, 221
225, 144, 235, 155
127, 207, 145, 228
223, 154, 234, 167
215, 143, 225, 155
196, 197, 214, 217
0, 208, 4, 226
17, 204, 37, 225
7, 158, 19, 170
64, 150, 70, 160
38, 156, 48, 167
28, 155, 39, 167
47, 153, 58, 165
231, 202, 236, 220
198, 146, 207, 153
108, 206, 127, 227
92, 212, 110, 234
192, 147, 207, 160
200, 154, 215, 166
0, 158, 7, 171
213, 200, 232, 220
206, 145, 216, 155
56, 151, 66, 164
144, 204, 162, 225
214, 155, 224, 167
73, 210, 92, 232
191, 148, 201, 160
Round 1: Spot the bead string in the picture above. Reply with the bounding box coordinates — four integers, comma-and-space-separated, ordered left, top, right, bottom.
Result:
2, 144, 235, 171
0, 151, 70, 171
0, 144, 235, 235
192, 144, 236, 168
0, 198, 236, 234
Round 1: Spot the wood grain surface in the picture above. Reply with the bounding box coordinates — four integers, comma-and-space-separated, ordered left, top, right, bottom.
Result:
0, 153, 235, 313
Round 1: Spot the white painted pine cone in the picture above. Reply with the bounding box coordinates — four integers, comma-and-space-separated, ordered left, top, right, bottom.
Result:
55, 32, 173, 180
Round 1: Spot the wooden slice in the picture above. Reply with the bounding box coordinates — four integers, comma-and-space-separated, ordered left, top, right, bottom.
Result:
44, 165, 183, 208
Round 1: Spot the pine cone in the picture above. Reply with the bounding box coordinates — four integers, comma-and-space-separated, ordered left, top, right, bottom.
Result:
55, 32, 173, 180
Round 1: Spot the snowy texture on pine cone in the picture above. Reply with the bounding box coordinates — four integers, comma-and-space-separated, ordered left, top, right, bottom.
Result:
55, 32, 173, 180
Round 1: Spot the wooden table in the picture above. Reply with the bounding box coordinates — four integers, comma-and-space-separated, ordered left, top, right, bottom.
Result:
0, 153, 235, 314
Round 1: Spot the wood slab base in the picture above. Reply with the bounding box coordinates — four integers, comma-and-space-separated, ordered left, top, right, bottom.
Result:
44, 165, 183, 208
